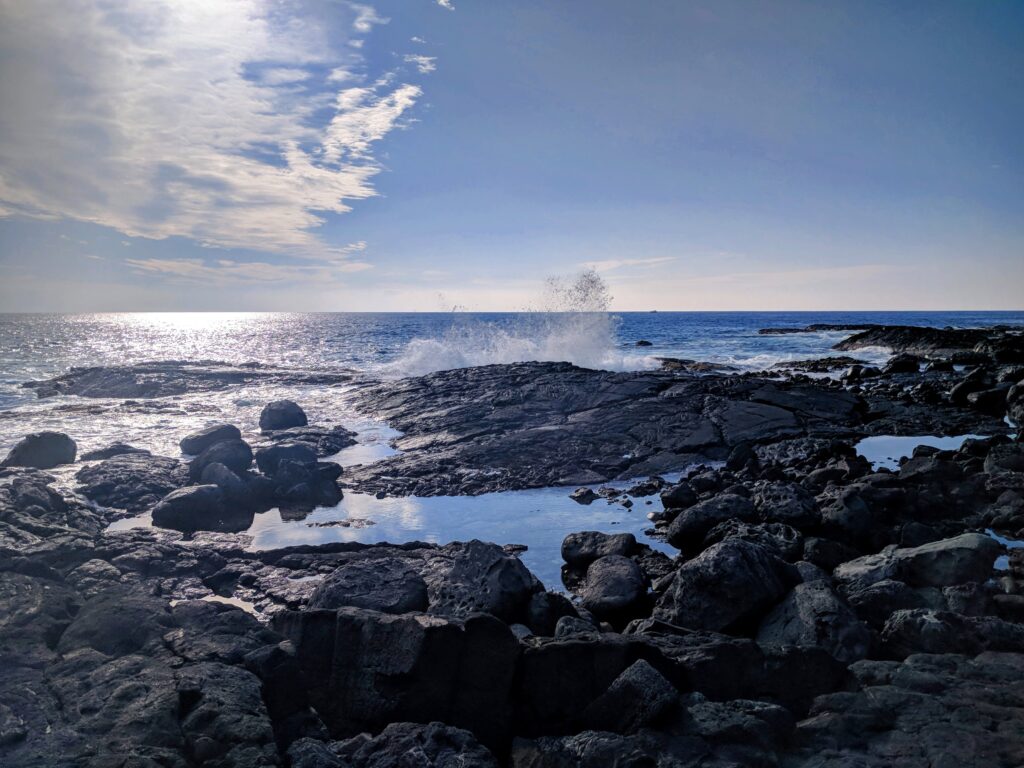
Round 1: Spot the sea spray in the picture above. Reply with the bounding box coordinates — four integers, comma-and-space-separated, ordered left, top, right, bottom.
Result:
386, 270, 659, 376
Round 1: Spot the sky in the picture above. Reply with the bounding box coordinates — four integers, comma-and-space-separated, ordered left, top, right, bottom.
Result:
0, 0, 1021, 312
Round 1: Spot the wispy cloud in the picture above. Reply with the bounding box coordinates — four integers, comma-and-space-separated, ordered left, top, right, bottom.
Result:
436, 0, 455, 10
125, 256, 372, 285
404, 54, 437, 74
582, 256, 676, 272
0, 1, 420, 259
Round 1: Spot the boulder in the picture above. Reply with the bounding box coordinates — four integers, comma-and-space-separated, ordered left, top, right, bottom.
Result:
985, 443, 1024, 475
76, 453, 188, 512
756, 581, 871, 663
309, 557, 429, 614
665, 494, 757, 554
653, 540, 796, 632
260, 400, 308, 432
151, 485, 252, 533
578, 555, 647, 622
578, 659, 678, 734
702, 520, 803, 562
80, 443, 149, 461
751, 482, 819, 528
881, 608, 1024, 657
179, 423, 242, 455
659, 481, 698, 510
2, 432, 76, 469
561, 531, 637, 568
275, 607, 519, 749
894, 532, 1002, 588
255, 441, 318, 476
189, 438, 253, 481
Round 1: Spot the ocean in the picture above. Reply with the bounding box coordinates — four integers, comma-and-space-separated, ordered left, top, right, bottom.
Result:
3, 310, 1022, 586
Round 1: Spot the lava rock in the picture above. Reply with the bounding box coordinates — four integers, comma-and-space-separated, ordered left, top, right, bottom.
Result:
189, 438, 254, 481
578, 555, 647, 622
260, 400, 308, 432
151, 485, 252, 533
75, 453, 188, 512
309, 557, 429, 614
654, 540, 796, 632
255, 442, 318, 476
179, 423, 242, 456
561, 531, 637, 568
2, 432, 76, 469
756, 581, 871, 663
665, 494, 757, 554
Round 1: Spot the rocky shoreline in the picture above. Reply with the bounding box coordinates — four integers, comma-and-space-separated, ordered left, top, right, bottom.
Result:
2, 323, 1023, 766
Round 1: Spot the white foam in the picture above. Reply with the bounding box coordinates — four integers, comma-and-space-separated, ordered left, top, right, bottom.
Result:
386, 271, 660, 376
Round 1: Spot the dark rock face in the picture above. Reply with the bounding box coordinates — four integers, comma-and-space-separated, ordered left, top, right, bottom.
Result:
260, 425, 358, 457
2, 432, 76, 469
180, 423, 242, 455
327, 722, 498, 768
260, 400, 308, 432
756, 581, 871, 663
276, 607, 519, 749
881, 608, 1024, 657
654, 541, 796, 632
76, 453, 188, 513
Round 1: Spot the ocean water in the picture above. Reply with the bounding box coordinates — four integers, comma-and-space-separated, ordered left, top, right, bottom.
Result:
3, 310, 1022, 588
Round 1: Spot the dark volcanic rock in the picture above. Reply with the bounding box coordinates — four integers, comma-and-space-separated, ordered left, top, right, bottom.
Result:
332, 722, 498, 768
561, 531, 637, 568
577, 555, 647, 622
189, 438, 254, 481
653, 540, 796, 632
665, 494, 757, 554
80, 442, 149, 461
180, 423, 242, 455
881, 608, 1024, 657
255, 442, 318, 475
344, 362, 867, 496
756, 581, 871, 663
76, 453, 188, 513
833, 325, 995, 357
151, 484, 251, 534
275, 607, 519, 748
261, 424, 358, 457
24, 360, 352, 398
309, 556, 429, 614
260, 400, 308, 432
2, 432, 76, 469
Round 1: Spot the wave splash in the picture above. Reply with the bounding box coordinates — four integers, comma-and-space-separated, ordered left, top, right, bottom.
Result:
386, 271, 655, 376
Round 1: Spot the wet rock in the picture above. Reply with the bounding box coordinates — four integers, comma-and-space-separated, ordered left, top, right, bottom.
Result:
654, 540, 796, 632
309, 556, 428, 614
578, 555, 647, 622
985, 443, 1024, 474
189, 438, 254, 481
756, 581, 871, 663
200, 462, 255, 507
80, 443, 149, 461
151, 485, 252, 534
665, 494, 757, 554
882, 353, 921, 375
561, 531, 637, 568
179, 423, 242, 455
260, 400, 308, 432
844, 578, 934, 628
24, 360, 352, 399
261, 424, 358, 457
1, 432, 76, 469
255, 442, 318, 475
569, 487, 599, 504
76, 453, 188, 513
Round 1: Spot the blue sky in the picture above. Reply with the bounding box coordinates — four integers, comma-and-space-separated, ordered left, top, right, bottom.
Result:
0, 0, 1021, 311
